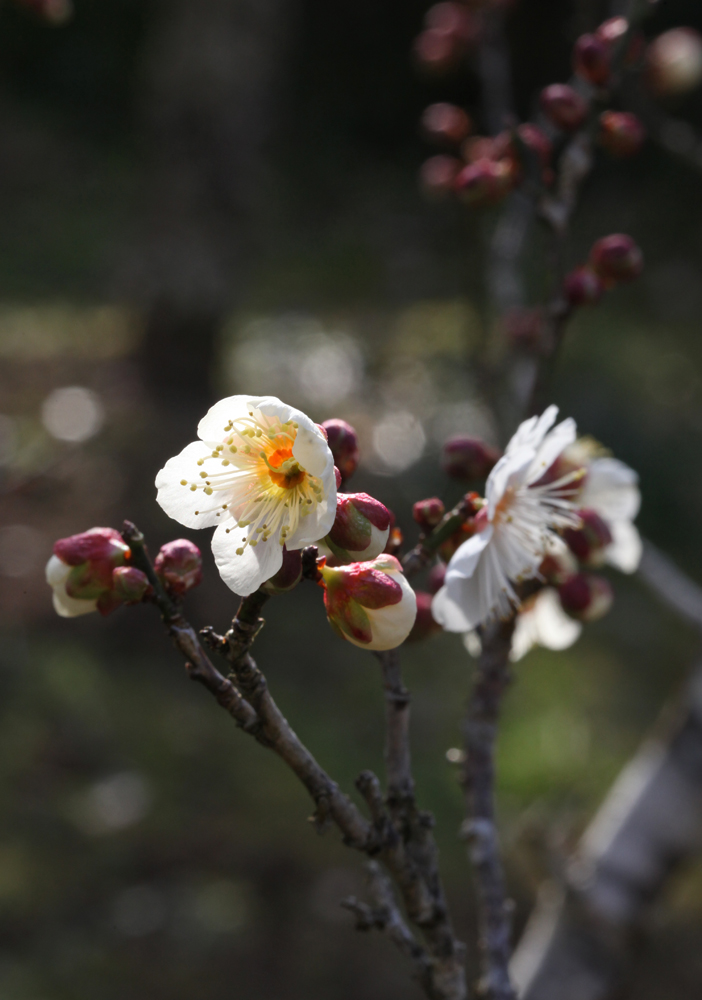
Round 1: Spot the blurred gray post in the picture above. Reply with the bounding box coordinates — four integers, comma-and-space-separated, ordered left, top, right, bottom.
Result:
134, 0, 293, 409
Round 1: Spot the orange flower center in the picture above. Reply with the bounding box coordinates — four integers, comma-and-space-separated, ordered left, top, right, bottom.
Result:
267, 447, 306, 489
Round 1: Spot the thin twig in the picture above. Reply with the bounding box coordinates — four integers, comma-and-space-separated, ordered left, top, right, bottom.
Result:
403, 495, 477, 579
462, 616, 518, 1000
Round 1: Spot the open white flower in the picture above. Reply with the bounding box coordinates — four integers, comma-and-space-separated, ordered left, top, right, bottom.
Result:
578, 454, 641, 573
463, 587, 582, 662
155, 395, 337, 596
432, 406, 582, 632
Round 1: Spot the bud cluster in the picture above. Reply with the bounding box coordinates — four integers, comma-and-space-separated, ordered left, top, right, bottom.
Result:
564, 233, 643, 309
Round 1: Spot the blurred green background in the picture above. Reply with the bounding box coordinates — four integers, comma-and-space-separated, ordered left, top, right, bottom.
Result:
2, 0, 702, 997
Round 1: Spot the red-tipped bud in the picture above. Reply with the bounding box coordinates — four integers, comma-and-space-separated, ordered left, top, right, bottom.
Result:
321, 419, 359, 482
503, 307, 545, 351
540, 84, 588, 131
420, 155, 462, 199
407, 591, 443, 641
154, 539, 203, 596
321, 554, 417, 650
443, 438, 501, 481
454, 158, 515, 206
320, 493, 392, 565
574, 33, 611, 86
598, 111, 645, 157
427, 563, 446, 594
647, 28, 702, 97
413, 497, 445, 532
261, 546, 303, 595
112, 566, 150, 604
559, 573, 613, 622
516, 123, 552, 168
53, 527, 129, 572
589, 234, 643, 285
421, 103, 472, 146
563, 266, 604, 306
596, 16, 628, 47
562, 509, 613, 564
47, 526, 130, 618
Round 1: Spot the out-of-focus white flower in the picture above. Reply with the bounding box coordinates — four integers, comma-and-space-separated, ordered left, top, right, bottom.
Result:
433, 406, 582, 632
578, 455, 641, 573
509, 588, 582, 661
156, 396, 337, 596
321, 554, 417, 651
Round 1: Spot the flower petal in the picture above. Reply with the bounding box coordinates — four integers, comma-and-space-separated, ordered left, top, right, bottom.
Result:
505, 405, 559, 455
196, 395, 253, 442
284, 465, 337, 549
527, 417, 577, 483
580, 457, 641, 522
155, 440, 226, 529
432, 574, 483, 632
46, 554, 70, 587
52, 584, 98, 618
486, 449, 534, 518
211, 522, 284, 596
606, 519, 642, 573
445, 527, 493, 581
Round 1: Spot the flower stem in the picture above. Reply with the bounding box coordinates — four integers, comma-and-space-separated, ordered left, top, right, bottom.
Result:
462, 616, 517, 1000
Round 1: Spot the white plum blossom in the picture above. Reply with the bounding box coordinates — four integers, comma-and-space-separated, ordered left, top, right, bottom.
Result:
155, 395, 337, 596
577, 451, 641, 573
509, 588, 582, 661
432, 406, 582, 633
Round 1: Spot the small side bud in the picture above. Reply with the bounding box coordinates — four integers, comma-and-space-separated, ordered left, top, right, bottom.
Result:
443, 438, 501, 481
573, 33, 611, 86
563, 266, 604, 306
540, 84, 588, 132
321, 419, 359, 483
321, 554, 417, 651
261, 546, 303, 595
562, 509, 613, 565
647, 28, 702, 97
112, 566, 150, 604
589, 234, 643, 285
319, 493, 392, 565
559, 573, 613, 622
421, 103, 472, 146
598, 111, 646, 158
454, 158, 515, 207
596, 16, 628, 47
407, 592, 443, 642
420, 155, 462, 199
154, 539, 203, 596
413, 498, 445, 532
516, 123, 552, 168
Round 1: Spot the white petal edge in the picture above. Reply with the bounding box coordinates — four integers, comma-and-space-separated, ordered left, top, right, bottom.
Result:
155, 440, 225, 529
606, 520, 642, 574
196, 395, 256, 442
506, 405, 559, 455
527, 417, 577, 484
343, 572, 417, 651
445, 527, 493, 581
52, 586, 98, 618
211, 521, 284, 596
581, 457, 641, 522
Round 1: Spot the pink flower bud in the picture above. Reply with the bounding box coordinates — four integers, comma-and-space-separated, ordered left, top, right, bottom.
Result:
462, 133, 512, 164
47, 527, 130, 617
53, 527, 129, 573
420, 155, 462, 200
516, 123, 552, 168
154, 539, 203, 596
413, 498, 445, 532
443, 439, 501, 481
573, 33, 611, 86
321, 419, 359, 483
321, 554, 417, 650
562, 508, 613, 564
454, 158, 515, 206
414, 28, 457, 73
427, 563, 446, 595
598, 111, 646, 157
559, 573, 613, 622
647, 28, 702, 96
596, 16, 628, 47
112, 566, 150, 604
261, 546, 303, 595
320, 493, 392, 565
407, 592, 443, 642
540, 84, 588, 131
589, 234, 643, 285
421, 103, 472, 146
563, 266, 604, 306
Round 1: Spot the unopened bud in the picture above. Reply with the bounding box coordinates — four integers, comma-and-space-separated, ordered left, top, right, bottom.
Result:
47, 527, 130, 618
540, 84, 588, 132
573, 33, 611, 86
414, 4, 480, 74
596, 16, 628, 47
427, 563, 446, 594
261, 546, 303, 595
562, 509, 613, 564
420, 155, 462, 199
421, 103, 472, 146
516, 123, 552, 168
443, 438, 501, 481
599, 111, 645, 157
407, 592, 443, 642
589, 234, 643, 285
154, 538, 203, 595
321, 554, 417, 651
563, 266, 604, 306
321, 419, 359, 482
319, 493, 392, 565
462, 133, 512, 163
413, 498, 445, 532
647, 28, 702, 97
454, 158, 515, 207
112, 566, 150, 604
559, 573, 613, 622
